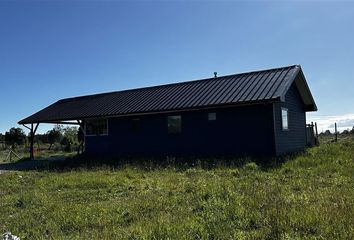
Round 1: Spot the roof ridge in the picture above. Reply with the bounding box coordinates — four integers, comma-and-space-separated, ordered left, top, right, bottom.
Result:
58, 65, 299, 103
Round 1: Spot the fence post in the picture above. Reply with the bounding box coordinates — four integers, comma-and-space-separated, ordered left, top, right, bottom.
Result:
315, 122, 319, 145
335, 122, 338, 142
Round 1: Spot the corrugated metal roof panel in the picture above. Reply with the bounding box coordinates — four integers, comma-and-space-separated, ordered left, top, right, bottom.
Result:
18, 65, 317, 124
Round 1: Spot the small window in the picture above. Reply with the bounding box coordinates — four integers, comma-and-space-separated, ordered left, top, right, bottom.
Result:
281, 108, 289, 130
85, 119, 108, 136
167, 115, 181, 134
208, 112, 216, 121
132, 118, 140, 133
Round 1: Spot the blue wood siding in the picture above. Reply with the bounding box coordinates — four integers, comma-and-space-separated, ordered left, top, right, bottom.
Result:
85, 104, 275, 157
273, 82, 307, 155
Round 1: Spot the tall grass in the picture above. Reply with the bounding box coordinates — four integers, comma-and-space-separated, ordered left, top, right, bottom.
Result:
0, 138, 353, 239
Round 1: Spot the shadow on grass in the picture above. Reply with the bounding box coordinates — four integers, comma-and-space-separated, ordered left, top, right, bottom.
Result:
12, 153, 305, 172
0, 155, 70, 172
0, 150, 307, 173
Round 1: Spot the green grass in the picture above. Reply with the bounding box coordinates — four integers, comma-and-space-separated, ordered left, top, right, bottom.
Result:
0, 148, 75, 163
0, 149, 27, 163
1, 139, 353, 239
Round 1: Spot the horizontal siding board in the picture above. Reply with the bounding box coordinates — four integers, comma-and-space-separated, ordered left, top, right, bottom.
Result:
274, 82, 307, 155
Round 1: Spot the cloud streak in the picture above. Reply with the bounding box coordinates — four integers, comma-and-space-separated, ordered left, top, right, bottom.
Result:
307, 113, 354, 133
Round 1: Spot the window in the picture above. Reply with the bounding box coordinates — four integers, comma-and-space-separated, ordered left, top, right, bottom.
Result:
281, 108, 289, 130
85, 119, 108, 136
167, 115, 181, 134
132, 118, 140, 133
208, 112, 216, 121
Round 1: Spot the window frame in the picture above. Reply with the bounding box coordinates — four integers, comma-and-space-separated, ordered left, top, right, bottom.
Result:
167, 115, 182, 134
85, 118, 109, 137
281, 108, 289, 131
208, 112, 216, 121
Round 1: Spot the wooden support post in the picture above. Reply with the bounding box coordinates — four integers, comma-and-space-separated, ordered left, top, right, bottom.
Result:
29, 123, 39, 159
335, 122, 338, 142
315, 122, 319, 145
77, 120, 85, 155
30, 123, 34, 159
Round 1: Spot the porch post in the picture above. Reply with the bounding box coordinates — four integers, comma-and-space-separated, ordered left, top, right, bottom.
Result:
30, 123, 34, 159
29, 123, 39, 160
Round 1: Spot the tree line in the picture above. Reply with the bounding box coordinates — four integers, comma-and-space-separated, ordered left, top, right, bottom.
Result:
0, 125, 82, 152
319, 127, 354, 136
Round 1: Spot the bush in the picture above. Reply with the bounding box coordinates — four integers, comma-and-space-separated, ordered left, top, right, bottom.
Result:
5, 127, 26, 147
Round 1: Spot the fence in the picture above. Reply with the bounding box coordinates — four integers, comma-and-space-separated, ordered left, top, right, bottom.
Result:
306, 122, 319, 146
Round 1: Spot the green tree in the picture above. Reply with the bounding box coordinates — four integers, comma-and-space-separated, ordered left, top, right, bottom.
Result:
324, 130, 332, 135
0, 133, 4, 149
5, 127, 26, 147
47, 127, 63, 150
60, 127, 78, 152
341, 129, 350, 135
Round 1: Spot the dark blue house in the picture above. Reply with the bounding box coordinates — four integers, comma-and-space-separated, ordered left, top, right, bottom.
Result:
19, 65, 317, 157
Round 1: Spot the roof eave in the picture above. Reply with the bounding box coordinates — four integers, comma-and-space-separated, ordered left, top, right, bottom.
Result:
17, 99, 279, 124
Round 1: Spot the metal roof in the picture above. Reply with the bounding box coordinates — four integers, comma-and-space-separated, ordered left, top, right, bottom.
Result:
18, 65, 317, 124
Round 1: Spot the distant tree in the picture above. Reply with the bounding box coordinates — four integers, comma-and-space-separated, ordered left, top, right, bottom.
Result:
350, 127, 354, 135
341, 130, 350, 135
34, 133, 46, 144
0, 133, 4, 149
47, 127, 63, 150
60, 127, 78, 152
323, 130, 332, 136
5, 127, 26, 147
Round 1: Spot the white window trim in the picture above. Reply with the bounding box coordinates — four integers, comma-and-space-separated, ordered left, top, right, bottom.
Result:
85, 119, 109, 137
281, 108, 289, 131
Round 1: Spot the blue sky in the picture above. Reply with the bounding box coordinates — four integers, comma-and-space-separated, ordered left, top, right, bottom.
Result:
0, 1, 354, 134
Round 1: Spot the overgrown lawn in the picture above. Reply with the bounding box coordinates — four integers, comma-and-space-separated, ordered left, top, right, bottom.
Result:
1, 139, 353, 239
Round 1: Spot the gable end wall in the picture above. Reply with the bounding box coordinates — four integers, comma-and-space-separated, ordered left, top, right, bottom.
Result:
274, 82, 307, 155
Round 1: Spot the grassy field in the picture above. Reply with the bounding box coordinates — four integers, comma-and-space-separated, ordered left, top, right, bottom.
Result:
0, 148, 75, 163
0, 139, 353, 239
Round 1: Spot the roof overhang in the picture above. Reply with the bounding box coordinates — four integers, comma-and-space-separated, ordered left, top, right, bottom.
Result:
18, 99, 279, 125
280, 66, 317, 112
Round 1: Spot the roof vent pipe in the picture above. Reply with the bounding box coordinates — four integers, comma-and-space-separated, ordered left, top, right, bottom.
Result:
214, 72, 217, 78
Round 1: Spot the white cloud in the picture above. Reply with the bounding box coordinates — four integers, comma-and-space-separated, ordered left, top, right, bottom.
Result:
307, 113, 354, 133
328, 119, 354, 128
